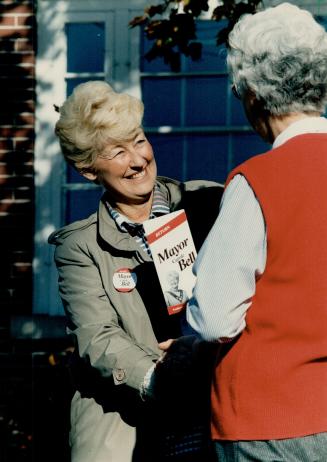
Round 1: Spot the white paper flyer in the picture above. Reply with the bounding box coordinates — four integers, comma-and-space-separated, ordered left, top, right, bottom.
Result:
143, 209, 197, 315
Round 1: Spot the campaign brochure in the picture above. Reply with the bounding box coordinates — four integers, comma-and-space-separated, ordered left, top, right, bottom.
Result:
143, 209, 197, 315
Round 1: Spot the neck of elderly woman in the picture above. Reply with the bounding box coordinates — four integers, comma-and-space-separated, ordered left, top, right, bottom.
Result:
243, 90, 322, 144
268, 111, 322, 142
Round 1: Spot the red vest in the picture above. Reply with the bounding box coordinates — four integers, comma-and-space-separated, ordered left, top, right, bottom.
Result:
211, 134, 327, 440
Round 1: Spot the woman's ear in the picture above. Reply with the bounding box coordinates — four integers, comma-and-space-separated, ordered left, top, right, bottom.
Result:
80, 169, 97, 182
243, 90, 274, 143
244, 89, 259, 111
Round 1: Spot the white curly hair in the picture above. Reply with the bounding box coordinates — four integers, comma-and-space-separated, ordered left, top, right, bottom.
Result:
227, 2, 327, 115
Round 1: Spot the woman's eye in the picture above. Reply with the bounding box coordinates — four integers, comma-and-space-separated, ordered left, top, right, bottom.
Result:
112, 150, 124, 157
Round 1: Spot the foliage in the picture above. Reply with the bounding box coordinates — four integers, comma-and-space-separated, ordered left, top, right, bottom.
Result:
129, 0, 263, 71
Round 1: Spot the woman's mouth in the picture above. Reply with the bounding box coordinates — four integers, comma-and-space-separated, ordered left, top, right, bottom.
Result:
128, 170, 146, 179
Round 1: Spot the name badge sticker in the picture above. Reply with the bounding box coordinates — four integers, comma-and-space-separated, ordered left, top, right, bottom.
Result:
113, 268, 137, 293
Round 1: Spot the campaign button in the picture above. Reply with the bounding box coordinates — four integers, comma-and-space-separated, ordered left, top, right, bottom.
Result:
113, 268, 137, 292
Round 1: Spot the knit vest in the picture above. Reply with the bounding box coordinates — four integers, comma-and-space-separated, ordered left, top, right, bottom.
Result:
211, 134, 327, 440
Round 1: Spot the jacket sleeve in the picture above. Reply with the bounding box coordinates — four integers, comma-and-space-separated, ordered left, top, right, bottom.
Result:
54, 235, 159, 392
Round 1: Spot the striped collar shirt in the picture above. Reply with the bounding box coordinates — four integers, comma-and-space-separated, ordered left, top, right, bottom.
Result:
106, 184, 170, 257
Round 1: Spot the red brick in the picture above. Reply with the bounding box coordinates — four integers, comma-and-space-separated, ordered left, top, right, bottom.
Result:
0, 65, 34, 79
0, 26, 33, 38
12, 261, 32, 271
0, 15, 15, 26
0, 175, 33, 188
0, 38, 15, 51
0, 75, 35, 85
1, 4, 32, 14
2, 127, 34, 138
0, 116, 15, 125
0, 139, 13, 151
0, 51, 33, 65
0, 127, 33, 138
0, 201, 12, 213
16, 15, 34, 27
0, 151, 33, 163
0, 0, 35, 317
0, 188, 13, 201
15, 114, 34, 126
0, 2, 33, 12
21, 53, 34, 66
11, 100, 35, 113
14, 139, 34, 151
0, 152, 10, 161
15, 38, 33, 52
11, 263, 34, 276
0, 162, 15, 175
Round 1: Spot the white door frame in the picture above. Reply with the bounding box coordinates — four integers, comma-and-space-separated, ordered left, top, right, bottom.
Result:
34, 0, 144, 314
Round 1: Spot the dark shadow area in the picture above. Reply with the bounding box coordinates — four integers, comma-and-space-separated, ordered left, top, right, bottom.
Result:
0, 1, 36, 459
0, 4, 35, 332
0, 338, 73, 462
32, 342, 73, 462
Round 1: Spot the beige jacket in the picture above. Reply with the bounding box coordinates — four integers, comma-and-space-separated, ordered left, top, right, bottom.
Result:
49, 176, 223, 462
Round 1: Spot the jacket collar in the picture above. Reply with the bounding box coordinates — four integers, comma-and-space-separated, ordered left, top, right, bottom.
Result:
97, 177, 183, 253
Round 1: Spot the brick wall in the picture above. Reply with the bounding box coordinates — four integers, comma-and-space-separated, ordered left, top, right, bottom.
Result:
0, 0, 35, 338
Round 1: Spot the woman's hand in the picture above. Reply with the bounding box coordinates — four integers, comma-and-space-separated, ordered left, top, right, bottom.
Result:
158, 338, 175, 351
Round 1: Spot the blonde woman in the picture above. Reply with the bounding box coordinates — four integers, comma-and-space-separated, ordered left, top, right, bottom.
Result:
49, 81, 223, 462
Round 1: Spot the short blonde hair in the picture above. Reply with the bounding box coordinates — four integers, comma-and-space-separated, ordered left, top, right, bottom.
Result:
55, 81, 144, 170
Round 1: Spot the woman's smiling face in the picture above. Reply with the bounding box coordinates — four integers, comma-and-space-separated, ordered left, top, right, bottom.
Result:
83, 129, 157, 206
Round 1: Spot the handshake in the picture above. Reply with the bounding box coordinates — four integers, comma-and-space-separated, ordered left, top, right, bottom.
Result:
145, 335, 216, 402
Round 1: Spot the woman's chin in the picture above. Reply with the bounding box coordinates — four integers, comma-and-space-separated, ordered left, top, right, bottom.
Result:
127, 176, 155, 196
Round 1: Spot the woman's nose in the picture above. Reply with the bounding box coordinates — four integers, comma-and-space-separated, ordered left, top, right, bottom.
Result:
128, 147, 145, 166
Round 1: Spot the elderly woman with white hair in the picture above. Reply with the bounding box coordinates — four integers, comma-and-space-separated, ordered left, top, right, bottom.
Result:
49, 80, 222, 462
186, 3, 327, 460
